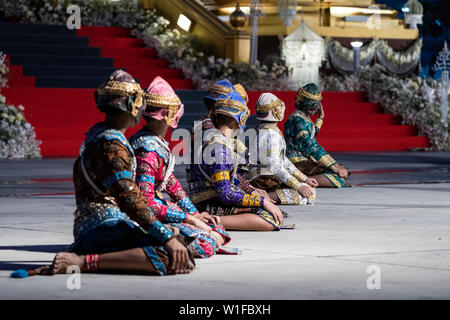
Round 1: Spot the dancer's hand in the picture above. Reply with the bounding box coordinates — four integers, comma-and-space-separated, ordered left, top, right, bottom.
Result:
164, 237, 191, 274
332, 164, 349, 178
297, 185, 314, 198
187, 214, 213, 233
263, 198, 284, 226
167, 225, 180, 236
305, 177, 318, 188
318, 104, 325, 119
196, 211, 220, 227
252, 188, 276, 203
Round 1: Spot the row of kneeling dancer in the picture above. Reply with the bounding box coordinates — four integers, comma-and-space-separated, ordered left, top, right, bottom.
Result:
11, 70, 349, 278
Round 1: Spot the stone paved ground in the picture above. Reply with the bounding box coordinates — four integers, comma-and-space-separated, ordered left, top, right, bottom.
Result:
0, 152, 449, 299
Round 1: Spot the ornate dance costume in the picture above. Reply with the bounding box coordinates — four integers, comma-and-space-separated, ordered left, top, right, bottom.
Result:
285, 84, 345, 188
247, 93, 315, 205
187, 90, 280, 230
68, 71, 188, 276
190, 79, 254, 195
131, 76, 230, 258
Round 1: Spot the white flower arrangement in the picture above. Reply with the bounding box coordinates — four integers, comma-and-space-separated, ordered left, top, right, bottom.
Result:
320, 64, 449, 151
0, 52, 8, 89
0, 94, 42, 159
0, 52, 41, 159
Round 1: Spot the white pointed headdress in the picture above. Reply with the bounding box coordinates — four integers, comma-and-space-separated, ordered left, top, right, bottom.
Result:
255, 93, 286, 122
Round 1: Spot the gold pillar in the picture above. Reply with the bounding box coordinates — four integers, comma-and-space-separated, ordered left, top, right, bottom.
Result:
225, 31, 250, 63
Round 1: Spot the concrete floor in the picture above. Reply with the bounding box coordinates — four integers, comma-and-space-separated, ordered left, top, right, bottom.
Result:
0, 152, 449, 299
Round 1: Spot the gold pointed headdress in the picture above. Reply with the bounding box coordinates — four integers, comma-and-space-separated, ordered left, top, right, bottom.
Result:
233, 83, 248, 104
255, 94, 285, 121
143, 76, 182, 127
95, 70, 144, 119
295, 84, 322, 106
214, 91, 250, 128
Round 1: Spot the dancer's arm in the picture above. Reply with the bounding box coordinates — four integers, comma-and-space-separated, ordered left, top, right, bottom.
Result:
314, 104, 324, 135
203, 145, 263, 208
264, 130, 305, 190
100, 140, 174, 244
292, 117, 336, 168
164, 174, 199, 216
135, 150, 188, 223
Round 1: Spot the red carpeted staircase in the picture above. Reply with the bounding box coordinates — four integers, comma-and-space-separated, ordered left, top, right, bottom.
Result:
76, 26, 193, 89
1, 23, 429, 157
246, 91, 429, 152
1, 23, 192, 157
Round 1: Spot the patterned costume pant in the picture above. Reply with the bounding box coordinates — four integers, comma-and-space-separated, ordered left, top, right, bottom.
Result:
195, 199, 280, 230
294, 160, 345, 188
70, 218, 195, 275
249, 175, 305, 205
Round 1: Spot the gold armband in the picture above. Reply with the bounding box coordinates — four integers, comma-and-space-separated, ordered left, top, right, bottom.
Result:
315, 118, 323, 130
293, 170, 308, 182
319, 154, 336, 168
285, 177, 302, 191
242, 194, 262, 207
211, 171, 230, 182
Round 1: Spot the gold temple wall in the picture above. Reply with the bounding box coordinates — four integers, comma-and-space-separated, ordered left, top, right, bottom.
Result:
142, 0, 251, 63
140, 0, 418, 62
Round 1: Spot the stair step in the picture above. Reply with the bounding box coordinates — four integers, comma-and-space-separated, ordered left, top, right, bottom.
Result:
125, 67, 182, 79
2, 88, 95, 101
6, 75, 36, 87
10, 54, 114, 67
89, 37, 144, 48
77, 26, 131, 38
34, 76, 109, 88
4, 88, 202, 104
0, 22, 76, 35
23, 65, 116, 77
28, 76, 192, 89
113, 57, 168, 68
248, 91, 367, 104
319, 125, 417, 137
0, 43, 102, 56
0, 33, 89, 45
101, 47, 157, 58
176, 90, 209, 101
322, 136, 429, 151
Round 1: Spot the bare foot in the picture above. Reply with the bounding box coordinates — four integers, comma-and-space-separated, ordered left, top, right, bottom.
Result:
52, 252, 85, 274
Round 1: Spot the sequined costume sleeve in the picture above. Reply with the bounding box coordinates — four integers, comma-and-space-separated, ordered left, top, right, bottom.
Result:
315, 117, 323, 135
136, 150, 189, 224
286, 115, 336, 168
283, 156, 308, 183
95, 139, 174, 244
236, 174, 255, 194
202, 143, 264, 207
261, 129, 306, 190
164, 174, 199, 216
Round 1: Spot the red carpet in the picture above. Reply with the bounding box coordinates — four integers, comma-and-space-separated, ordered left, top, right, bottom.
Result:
2, 26, 429, 157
